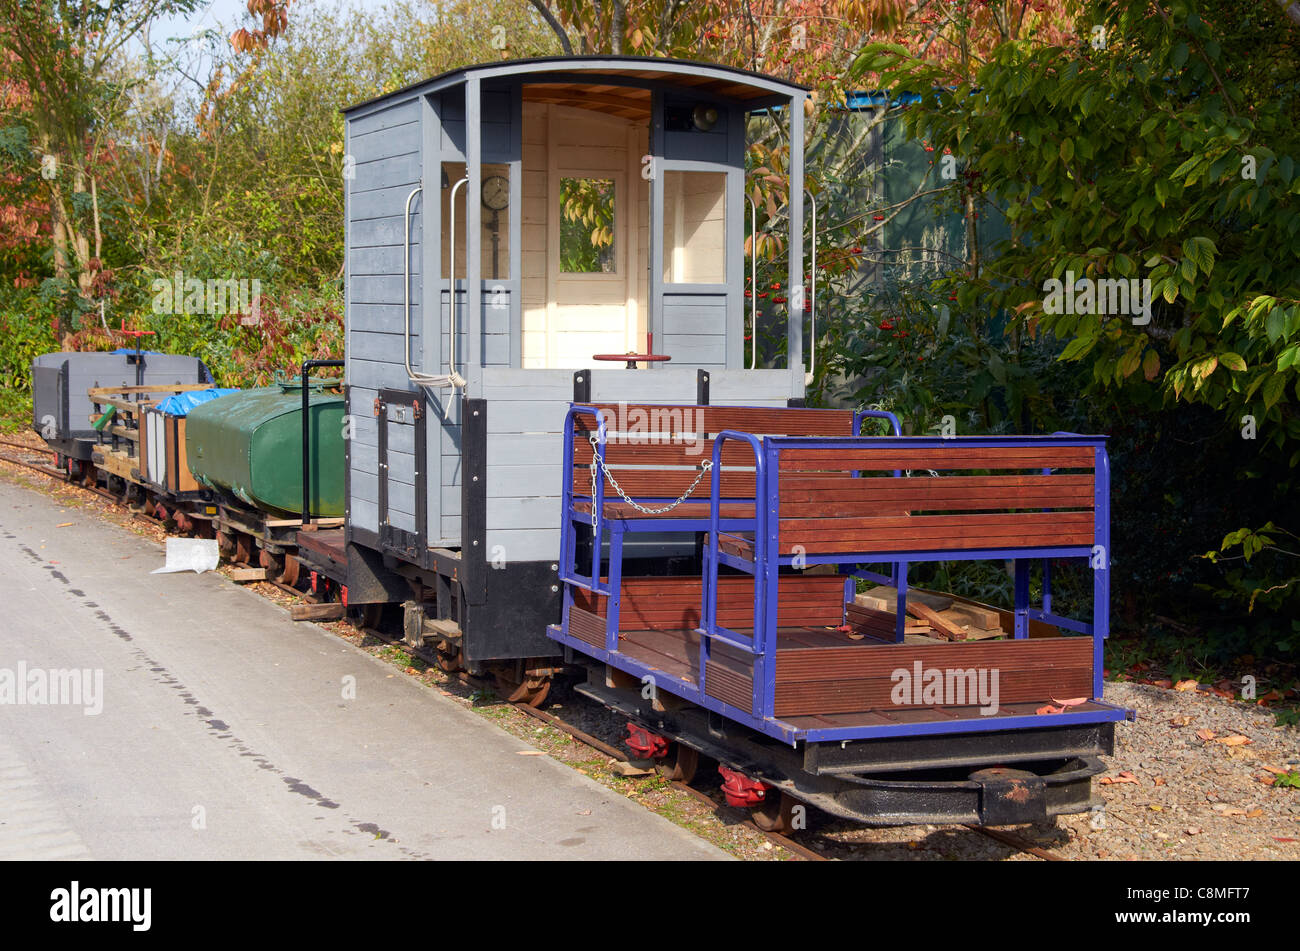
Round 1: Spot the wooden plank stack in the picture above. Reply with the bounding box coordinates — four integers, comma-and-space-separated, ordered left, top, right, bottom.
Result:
851, 586, 1006, 642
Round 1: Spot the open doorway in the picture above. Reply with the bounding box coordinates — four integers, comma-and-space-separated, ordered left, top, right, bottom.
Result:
520, 103, 648, 368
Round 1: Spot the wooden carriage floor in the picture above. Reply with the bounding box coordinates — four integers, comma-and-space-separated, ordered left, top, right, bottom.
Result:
606, 624, 1105, 729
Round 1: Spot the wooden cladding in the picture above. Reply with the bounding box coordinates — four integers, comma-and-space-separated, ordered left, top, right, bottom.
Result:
780, 511, 1097, 554
572, 574, 846, 632
773, 638, 1093, 717
778, 473, 1094, 512
777, 444, 1096, 472
703, 637, 1095, 718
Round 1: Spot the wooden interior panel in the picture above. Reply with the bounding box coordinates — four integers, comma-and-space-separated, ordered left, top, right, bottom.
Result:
574, 439, 756, 467
571, 467, 756, 498
573, 574, 846, 631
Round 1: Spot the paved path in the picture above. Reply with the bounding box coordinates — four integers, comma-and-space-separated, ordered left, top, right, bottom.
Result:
0, 477, 726, 860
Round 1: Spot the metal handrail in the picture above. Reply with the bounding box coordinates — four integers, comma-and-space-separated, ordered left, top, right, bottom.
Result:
402, 180, 467, 390
805, 187, 817, 383
560, 404, 609, 595
704, 429, 766, 646
746, 193, 758, 369
300, 359, 344, 526
853, 408, 902, 437
446, 176, 468, 386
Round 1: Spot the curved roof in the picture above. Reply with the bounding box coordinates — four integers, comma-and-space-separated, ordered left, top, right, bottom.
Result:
344, 55, 808, 117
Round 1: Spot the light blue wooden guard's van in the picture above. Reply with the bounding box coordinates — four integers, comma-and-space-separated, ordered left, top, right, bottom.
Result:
340, 57, 810, 663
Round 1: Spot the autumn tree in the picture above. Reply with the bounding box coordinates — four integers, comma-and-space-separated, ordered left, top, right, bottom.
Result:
0, 0, 205, 336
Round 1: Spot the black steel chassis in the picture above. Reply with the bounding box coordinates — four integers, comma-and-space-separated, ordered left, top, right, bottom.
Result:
570, 656, 1113, 827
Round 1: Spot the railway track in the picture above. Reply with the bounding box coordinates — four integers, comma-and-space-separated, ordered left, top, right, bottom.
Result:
0, 440, 65, 479
0, 440, 182, 533
0, 444, 1070, 862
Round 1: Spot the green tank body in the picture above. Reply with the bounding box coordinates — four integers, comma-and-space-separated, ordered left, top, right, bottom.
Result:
185, 385, 345, 517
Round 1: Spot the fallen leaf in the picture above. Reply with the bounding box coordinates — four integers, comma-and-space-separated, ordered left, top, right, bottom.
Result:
1050, 696, 1088, 707
1150, 678, 1174, 688
1260, 765, 1287, 774
1036, 703, 1066, 715
1170, 715, 1194, 727
1212, 804, 1248, 816
577, 809, 591, 816
1247, 809, 1264, 818
1100, 771, 1140, 785
515, 750, 546, 756
1195, 729, 1217, 741
1149, 804, 1163, 812
1217, 734, 1252, 746
1175, 679, 1199, 691
1185, 827, 1201, 835
1154, 777, 1167, 786
1273, 837, 1299, 843
56, 522, 73, 528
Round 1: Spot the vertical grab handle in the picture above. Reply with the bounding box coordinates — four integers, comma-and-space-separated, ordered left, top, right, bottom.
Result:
747, 193, 757, 370
402, 184, 423, 382
447, 177, 469, 384
301, 358, 344, 526
805, 188, 817, 383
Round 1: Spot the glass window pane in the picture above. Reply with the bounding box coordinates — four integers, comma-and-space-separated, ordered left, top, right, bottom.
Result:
560, 177, 616, 273
663, 170, 726, 284
441, 161, 511, 280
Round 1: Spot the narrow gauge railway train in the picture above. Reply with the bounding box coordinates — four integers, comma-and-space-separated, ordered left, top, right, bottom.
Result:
32, 57, 1134, 832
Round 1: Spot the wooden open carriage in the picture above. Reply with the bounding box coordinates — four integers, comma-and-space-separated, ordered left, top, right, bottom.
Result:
550, 402, 1131, 748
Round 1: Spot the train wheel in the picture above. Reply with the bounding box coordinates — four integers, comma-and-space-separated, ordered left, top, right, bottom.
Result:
656, 742, 699, 784
278, 554, 301, 587
360, 604, 384, 629
434, 641, 463, 674
234, 534, 253, 566
260, 549, 285, 581
495, 667, 551, 708
751, 791, 799, 834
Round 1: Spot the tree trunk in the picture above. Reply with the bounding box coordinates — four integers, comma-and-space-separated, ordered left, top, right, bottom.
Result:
611, 0, 625, 54
965, 188, 980, 278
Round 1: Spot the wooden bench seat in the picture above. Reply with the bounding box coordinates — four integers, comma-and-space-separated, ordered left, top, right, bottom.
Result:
717, 439, 1100, 561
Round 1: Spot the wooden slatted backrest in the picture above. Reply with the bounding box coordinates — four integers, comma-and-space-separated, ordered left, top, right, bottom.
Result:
773, 439, 1102, 555
570, 403, 855, 500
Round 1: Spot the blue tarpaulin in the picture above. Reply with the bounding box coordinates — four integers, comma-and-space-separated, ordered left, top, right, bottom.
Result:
156, 388, 240, 416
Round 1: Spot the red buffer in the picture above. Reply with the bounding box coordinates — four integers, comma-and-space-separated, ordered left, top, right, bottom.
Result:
718, 766, 772, 808
624, 723, 670, 760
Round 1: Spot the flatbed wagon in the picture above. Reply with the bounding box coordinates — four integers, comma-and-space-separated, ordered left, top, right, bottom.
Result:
548, 402, 1131, 825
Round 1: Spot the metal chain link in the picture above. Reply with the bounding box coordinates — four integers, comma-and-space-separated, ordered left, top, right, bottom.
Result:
587, 434, 713, 522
